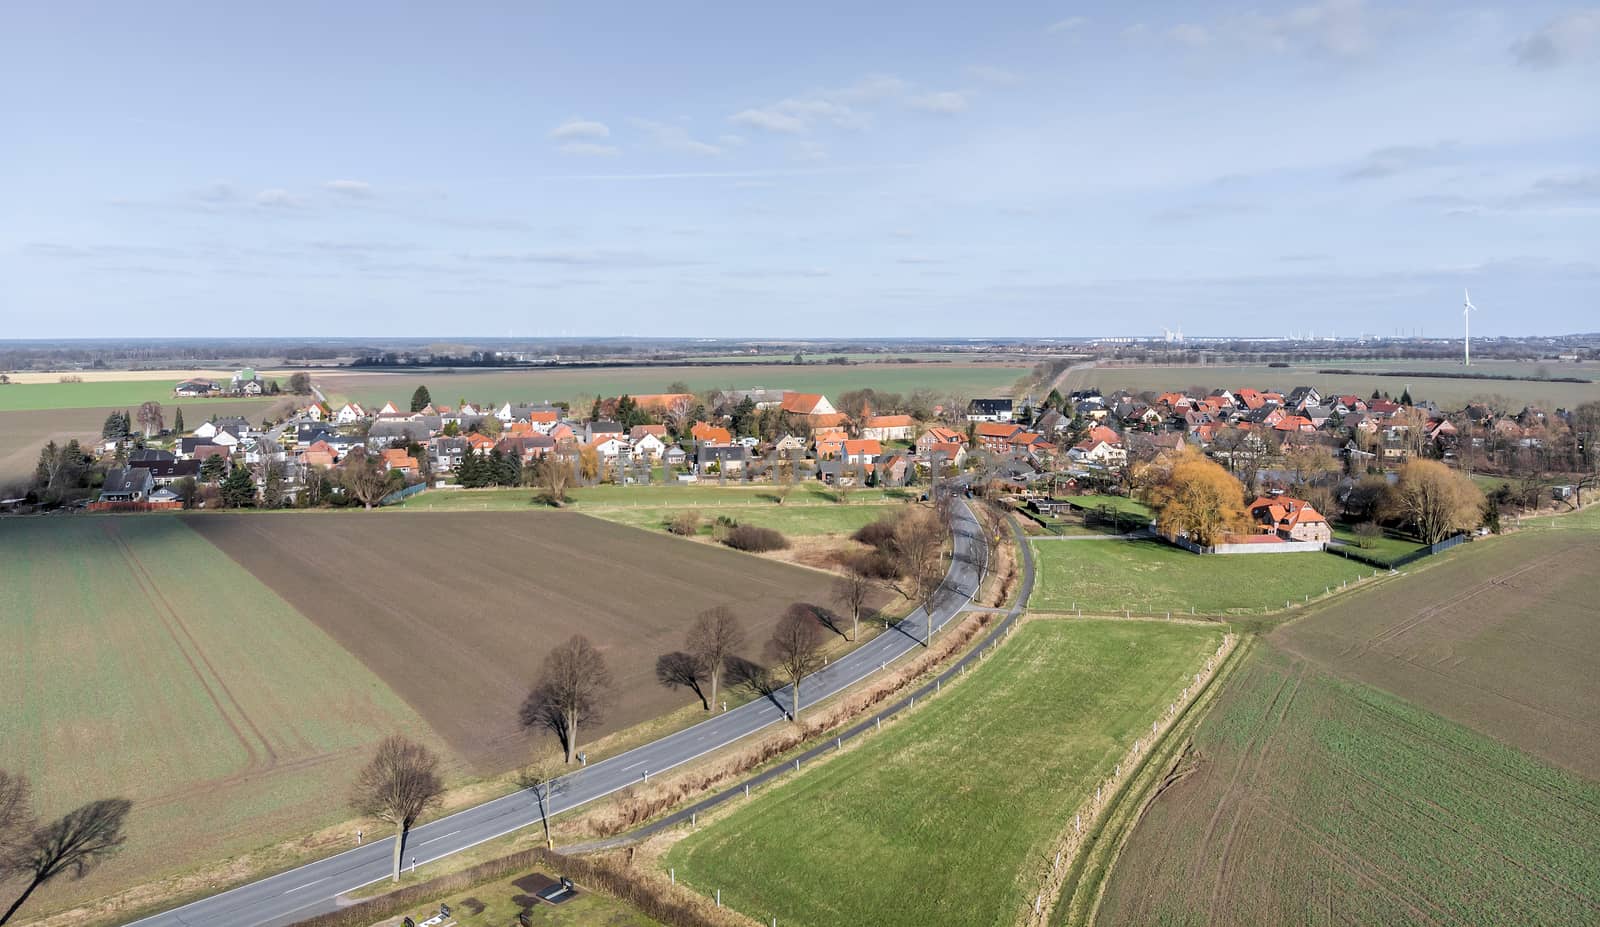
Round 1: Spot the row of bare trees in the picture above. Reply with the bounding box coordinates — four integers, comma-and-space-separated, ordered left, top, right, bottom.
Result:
347, 498, 960, 886
0, 770, 131, 925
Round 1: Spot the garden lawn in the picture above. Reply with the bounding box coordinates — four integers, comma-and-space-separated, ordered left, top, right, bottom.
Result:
665, 619, 1222, 927
1029, 538, 1371, 615
1329, 524, 1428, 564
1069, 495, 1154, 518
395, 871, 660, 927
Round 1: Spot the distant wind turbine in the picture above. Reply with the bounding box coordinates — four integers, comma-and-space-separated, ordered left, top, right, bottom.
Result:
1463, 288, 1477, 366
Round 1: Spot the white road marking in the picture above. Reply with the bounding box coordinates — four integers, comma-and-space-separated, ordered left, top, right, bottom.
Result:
283, 878, 325, 894
420, 829, 461, 845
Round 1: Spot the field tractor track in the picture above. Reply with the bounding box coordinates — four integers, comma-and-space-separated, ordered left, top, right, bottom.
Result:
1206, 663, 1304, 925
105, 521, 279, 771
1336, 558, 1547, 659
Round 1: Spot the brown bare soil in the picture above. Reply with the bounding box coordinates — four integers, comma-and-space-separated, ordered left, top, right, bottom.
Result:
184, 511, 879, 773
1273, 527, 1600, 778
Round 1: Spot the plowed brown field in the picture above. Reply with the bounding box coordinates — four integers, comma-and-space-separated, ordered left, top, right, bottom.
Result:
185, 510, 866, 772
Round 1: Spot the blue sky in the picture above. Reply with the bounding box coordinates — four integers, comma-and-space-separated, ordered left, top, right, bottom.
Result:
2, 1, 1596, 338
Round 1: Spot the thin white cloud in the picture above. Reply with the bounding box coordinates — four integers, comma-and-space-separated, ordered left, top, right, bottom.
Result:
907, 91, 970, 114
254, 188, 304, 208
966, 65, 1022, 86
632, 119, 722, 156
729, 75, 905, 135
1341, 142, 1453, 181
1510, 9, 1600, 69
1169, 23, 1211, 48
549, 119, 611, 140
1047, 17, 1086, 34
324, 179, 374, 198
559, 142, 621, 158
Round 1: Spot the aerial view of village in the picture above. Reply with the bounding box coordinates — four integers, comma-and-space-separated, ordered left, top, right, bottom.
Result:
3, 3, 1597, 927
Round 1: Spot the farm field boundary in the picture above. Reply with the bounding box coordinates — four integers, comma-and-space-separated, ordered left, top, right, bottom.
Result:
1094, 644, 1600, 926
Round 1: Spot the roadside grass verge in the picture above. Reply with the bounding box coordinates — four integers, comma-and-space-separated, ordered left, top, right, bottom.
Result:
1029, 538, 1372, 615
663, 619, 1222, 927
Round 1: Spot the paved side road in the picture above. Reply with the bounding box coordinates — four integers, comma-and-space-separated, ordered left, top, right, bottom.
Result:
125, 500, 989, 927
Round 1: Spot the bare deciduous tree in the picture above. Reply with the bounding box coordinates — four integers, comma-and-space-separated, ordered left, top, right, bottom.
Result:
516, 759, 563, 850
1381, 459, 1484, 544
520, 635, 614, 763
1, 796, 131, 925
538, 450, 575, 505
0, 771, 35, 879
833, 558, 872, 642
340, 447, 391, 509
655, 651, 709, 710
135, 401, 164, 438
350, 735, 443, 884
894, 507, 946, 645
766, 604, 828, 719
686, 606, 745, 712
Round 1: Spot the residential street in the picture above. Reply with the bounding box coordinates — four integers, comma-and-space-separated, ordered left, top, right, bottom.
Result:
124, 499, 989, 927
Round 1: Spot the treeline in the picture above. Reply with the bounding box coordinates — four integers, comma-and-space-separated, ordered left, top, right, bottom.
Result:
1317, 368, 1591, 384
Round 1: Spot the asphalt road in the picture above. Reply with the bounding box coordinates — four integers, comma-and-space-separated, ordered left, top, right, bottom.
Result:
125, 499, 989, 927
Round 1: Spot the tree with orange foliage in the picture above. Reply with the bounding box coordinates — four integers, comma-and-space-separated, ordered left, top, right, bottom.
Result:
1145, 448, 1250, 547
1381, 459, 1483, 544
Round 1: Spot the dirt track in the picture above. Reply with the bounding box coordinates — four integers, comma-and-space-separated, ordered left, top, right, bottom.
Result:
186, 510, 868, 773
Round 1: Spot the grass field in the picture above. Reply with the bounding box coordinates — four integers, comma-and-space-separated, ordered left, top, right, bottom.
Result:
1275, 523, 1600, 777
592, 502, 904, 538
0, 399, 280, 488
315, 361, 1029, 410
664, 619, 1223, 927
184, 510, 881, 772
393, 484, 915, 512
397, 871, 659, 927
0, 516, 440, 914
1063, 361, 1600, 409
1029, 538, 1372, 615
1328, 524, 1428, 564
1068, 495, 1154, 518
1096, 645, 1600, 926
0, 380, 199, 412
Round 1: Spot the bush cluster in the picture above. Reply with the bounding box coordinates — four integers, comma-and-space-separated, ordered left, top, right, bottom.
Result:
722, 524, 788, 552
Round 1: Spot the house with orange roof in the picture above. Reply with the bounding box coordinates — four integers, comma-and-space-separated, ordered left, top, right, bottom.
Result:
1272, 415, 1315, 434
630, 393, 697, 412
690, 421, 733, 445
380, 447, 420, 474
860, 414, 914, 441
780, 392, 836, 416
334, 402, 368, 424
974, 421, 1024, 453
916, 427, 966, 455
806, 411, 849, 434
376, 400, 403, 417
1069, 425, 1127, 466
465, 433, 497, 455
819, 438, 882, 464
923, 441, 967, 468
1247, 494, 1331, 544
300, 440, 337, 468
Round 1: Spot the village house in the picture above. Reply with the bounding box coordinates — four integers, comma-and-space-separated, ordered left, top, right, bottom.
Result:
99, 467, 153, 503
1247, 494, 1332, 544
966, 398, 1015, 422
174, 378, 217, 397
779, 392, 836, 417
974, 421, 1024, 453
859, 414, 914, 442
1068, 425, 1127, 466
334, 402, 368, 424
690, 421, 734, 445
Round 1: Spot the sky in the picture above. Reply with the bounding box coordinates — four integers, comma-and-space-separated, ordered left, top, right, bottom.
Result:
1, 1, 1597, 339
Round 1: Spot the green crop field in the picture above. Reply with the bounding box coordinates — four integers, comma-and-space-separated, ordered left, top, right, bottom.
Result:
665, 619, 1223, 927
1062, 362, 1600, 409
315, 361, 1029, 410
1096, 645, 1600, 926
0, 379, 188, 412
1029, 538, 1372, 615
591, 502, 905, 538
0, 516, 440, 915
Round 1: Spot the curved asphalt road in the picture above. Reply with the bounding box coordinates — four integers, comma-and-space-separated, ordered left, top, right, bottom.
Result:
125, 499, 989, 927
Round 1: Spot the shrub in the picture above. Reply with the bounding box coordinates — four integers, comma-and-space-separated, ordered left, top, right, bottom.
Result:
1354, 520, 1382, 549
852, 517, 898, 550
847, 549, 900, 580
668, 510, 701, 536
723, 524, 788, 552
